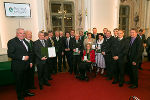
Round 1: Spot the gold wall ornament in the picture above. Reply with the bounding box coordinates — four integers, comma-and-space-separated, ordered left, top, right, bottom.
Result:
120, 0, 128, 3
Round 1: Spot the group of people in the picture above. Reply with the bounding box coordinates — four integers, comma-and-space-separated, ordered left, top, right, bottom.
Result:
7, 27, 147, 100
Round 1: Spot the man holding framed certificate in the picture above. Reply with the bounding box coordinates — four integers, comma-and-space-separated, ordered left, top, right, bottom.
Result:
72, 34, 83, 76
34, 31, 51, 90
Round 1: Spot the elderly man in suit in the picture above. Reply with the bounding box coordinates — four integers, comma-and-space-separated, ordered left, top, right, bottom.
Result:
137, 29, 147, 70
72, 34, 84, 76
7, 28, 34, 100
34, 31, 51, 90
24, 30, 36, 89
25, 30, 36, 89
128, 28, 142, 89
102, 30, 114, 80
111, 30, 129, 87
53, 31, 63, 72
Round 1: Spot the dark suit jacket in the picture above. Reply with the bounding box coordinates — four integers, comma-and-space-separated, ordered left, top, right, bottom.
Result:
80, 35, 85, 42
112, 37, 129, 60
53, 36, 63, 52
72, 39, 84, 52
102, 36, 114, 55
24, 39, 35, 64
47, 37, 54, 47
70, 36, 75, 41
128, 36, 142, 63
63, 37, 73, 52
137, 34, 146, 52
7, 37, 30, 71
34, 39, 48, 65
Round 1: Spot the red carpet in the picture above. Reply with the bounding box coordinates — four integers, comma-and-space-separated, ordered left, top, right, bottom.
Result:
0, 62, 150, 100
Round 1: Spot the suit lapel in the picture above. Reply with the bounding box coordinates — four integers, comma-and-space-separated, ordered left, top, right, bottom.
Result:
38, 39, 44, 47
15, 37, 28, 52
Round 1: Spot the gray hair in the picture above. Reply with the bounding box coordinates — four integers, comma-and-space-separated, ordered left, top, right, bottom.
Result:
16, 28, 24, 34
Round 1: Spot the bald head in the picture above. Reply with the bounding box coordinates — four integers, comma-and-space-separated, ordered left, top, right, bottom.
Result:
25, 30, 32, 40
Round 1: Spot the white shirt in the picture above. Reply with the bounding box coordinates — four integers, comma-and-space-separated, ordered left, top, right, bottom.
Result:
20, 39, 28, 60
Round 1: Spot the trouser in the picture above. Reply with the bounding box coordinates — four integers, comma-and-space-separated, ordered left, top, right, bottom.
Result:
65, 51, 73, 73
104, 55, 113, 78
73, 55, 81, 75
79, 62, 91, 78
112, 59, 125, 84
26, 65, 35, 89
54, 51, 62, 72
138, 55, 143, 69
37, 63, 48, 86
128, 62, 138, 86
61, 54, 66, 70
46, 58, 53, 77
13, 63, 29, 100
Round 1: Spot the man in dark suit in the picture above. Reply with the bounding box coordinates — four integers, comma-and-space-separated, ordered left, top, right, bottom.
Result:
137, 29, 146, 70
7, 28, 34, 100
127, 28, 142, 89
79, 30, 85, 42
47, 30, 56, 74
92, 28, 98, 39
70, 30, 75, 40
64, 32, 73, 74
53, 31, 63, 72
72, 34, 84, 76
34, 31, 51, 90
111, 30, 129, 87
112, 28, 119, 39
102, 30, 114, 80
24, 30, 36, 89
60, 31, 66, 71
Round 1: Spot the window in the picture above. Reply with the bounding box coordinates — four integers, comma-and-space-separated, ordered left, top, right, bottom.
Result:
50, 1, 74, 33
119, 5, 130, 36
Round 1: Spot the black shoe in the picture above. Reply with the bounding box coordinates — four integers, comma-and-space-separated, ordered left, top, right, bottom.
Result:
39, 85, 43, 90
69, 71, 72, 74
24, 92, 35, 97
30, 86, 37, 89
106, 77, 112, 80
44, 82, 51, 86
128, 85, 138, 89
112, 81, 118, 84
18, 98, 24, 100
59, 70, 62, 72
48, 77, 53, 80
125, 81, 132, 84
85, 77, 89, 81
104, 74, 108, 77
119, 83, 123, 87
139, 67, 143, 70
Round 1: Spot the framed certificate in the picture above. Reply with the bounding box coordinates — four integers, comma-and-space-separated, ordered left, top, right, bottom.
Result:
48, 47, 56, 57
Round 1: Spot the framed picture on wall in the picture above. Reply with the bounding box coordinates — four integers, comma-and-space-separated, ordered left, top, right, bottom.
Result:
4, 2, 31, 17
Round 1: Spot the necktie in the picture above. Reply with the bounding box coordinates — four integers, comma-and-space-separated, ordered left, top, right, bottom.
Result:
67, 38, 69, 48
130, 38, 135, 45
41, 40, 45, 47
21, 40, 28, 51
29, 41, 32, 48
76, 40, 78, 43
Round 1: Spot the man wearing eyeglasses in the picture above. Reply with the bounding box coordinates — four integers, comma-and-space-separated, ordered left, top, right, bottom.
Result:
7, 28, 34, 100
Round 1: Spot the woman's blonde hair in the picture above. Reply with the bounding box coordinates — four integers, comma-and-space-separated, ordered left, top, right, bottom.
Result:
85, 43, 92, 52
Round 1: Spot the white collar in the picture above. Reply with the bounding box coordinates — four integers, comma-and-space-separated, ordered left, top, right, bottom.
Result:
118, 37, 123, 40
25, 38, 30, 42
